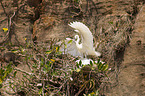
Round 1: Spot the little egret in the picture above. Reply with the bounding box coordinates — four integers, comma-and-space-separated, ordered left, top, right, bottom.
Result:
58, 35, 83, 56
59, 21, 101, 57
74, 35, 82, 50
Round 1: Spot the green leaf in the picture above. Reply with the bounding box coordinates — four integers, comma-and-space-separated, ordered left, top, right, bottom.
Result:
90, 61, 93, 66
14, 71, 17, 77
108, 21, 113, 24
100, 63, 105, 70
0, 69, 4, 76
79, 60, 82, 66
32, 64, 37, 68
40, 58, 44, 66
76, 62, 79, 68
2, 72, 7, 80
0, 83, 2, 88
96, 59, 100, 64
38, 88, 42, 95
45, 50, 52, 54
102, 64, 108, 71
44, 64, 48, 68
43, 68, 47, 73
23, 75, 26, 78
68, 40, 73, 44
64, 44, 67, 48
98, 62, 103, 70
11, 49, 18, 53
58, 91, 61, 95
46, 84, 49, 88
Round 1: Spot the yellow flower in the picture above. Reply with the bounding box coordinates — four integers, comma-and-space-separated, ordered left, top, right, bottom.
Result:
55, 47, 59, 52
90, 92, 95, 95
2, 28, 8, 32
50, 59, 55, 62
76, 68, 80, 72
0, 78, 2, 84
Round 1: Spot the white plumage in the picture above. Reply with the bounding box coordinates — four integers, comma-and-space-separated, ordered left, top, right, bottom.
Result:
74, 35, 82, 49
59, 21, 101, 57
58, 35, 82, 56
76, 58, 93, 66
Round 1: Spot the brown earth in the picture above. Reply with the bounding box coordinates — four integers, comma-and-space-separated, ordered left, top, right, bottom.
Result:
0, 0, 145, 95
105, 5, 145, 96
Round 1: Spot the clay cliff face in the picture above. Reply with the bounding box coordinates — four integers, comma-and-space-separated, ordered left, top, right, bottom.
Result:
0, 0, 144, 95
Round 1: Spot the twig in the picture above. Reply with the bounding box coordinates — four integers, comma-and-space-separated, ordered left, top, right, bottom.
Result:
67, 81, 70, 96
4, 91, 16, 95
55, 79, 68, 94
90, 0, 98, 14
14, 67, 33, 75
0, 12, 16, 45
75, 81, 89, 96
42, 79, 45, 96
0, 1, 8, 17
25, 57, 33, 72
7, 12, 15, 39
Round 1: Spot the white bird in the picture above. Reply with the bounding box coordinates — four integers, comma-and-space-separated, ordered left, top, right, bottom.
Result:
58, 35, 83, 56
74, 35, 82, 50
76, 58, 93, 66
59, 21, 101, 57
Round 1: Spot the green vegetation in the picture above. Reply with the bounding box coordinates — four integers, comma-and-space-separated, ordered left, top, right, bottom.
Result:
0, 40, 110, 95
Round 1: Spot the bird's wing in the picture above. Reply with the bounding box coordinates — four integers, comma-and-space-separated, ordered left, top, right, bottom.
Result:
69, 21, 94, 49
95, 51, 101, 57
69, 21, 101, 57
59, 38, 83, 57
